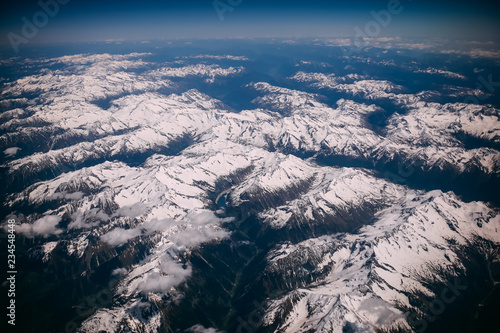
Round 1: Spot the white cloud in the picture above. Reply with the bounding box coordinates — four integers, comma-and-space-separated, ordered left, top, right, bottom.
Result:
68, 208, 109, 229
137, 259, 192, 293
100, 227, 142, 247
440, 48, 500, 59
185, 210, 233, 226
114, 202, 148, 218
111, 268, 128, 276
186, 324, 223, 333
164, 211, 231, 248
16, 215, 63, 238
142, 218, 176, 234
47, 191, 85, 201
179, 54, 250, 61
3, 147, 21, 157
169, 227, 229, 249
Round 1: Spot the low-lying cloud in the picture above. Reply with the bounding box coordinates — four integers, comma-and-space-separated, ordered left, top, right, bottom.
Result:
169, 227, 229, 249
186, 324, 223, 333
16, 215, 63, 238
3, 147, 21, 157
111, 268, 128, 276
137, 259, 192, 293
100, 227, 142, 246
47, 191, 85, 201
69, 208, 109, 229
114, 202, 148, 218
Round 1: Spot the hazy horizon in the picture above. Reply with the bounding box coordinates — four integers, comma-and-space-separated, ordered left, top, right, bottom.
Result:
1, 0, 500, 50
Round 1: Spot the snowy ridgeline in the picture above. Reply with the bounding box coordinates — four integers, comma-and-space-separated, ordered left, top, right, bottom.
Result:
0, 51, 499, 333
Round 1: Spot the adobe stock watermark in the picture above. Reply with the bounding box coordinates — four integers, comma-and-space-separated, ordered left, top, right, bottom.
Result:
342, 0, 410, 60
235, 298, 267, 333
7, 0, 71, 53
49, 273, 120, 333
405, 277, 468, 333
6, 219, 17, 326
213, 0, 243, 21
464, 73, 500, 104
383, 157, 423, 185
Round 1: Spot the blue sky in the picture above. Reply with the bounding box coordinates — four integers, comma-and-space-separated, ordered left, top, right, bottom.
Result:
1, 0, 500, 45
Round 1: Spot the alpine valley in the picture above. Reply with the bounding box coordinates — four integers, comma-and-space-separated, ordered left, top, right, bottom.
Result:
1, 38, 499, 333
